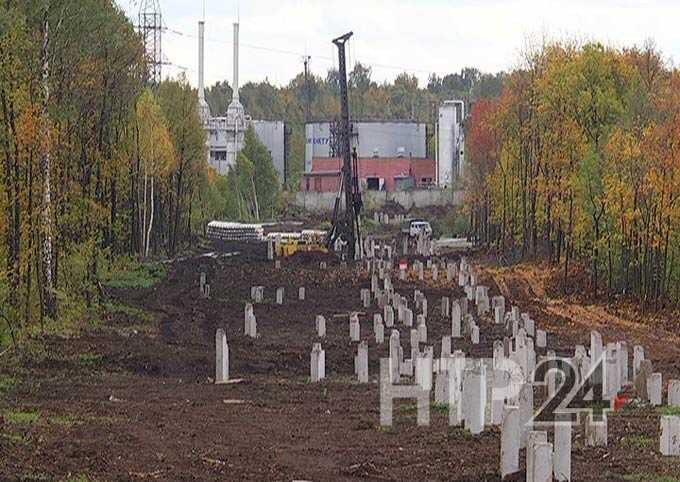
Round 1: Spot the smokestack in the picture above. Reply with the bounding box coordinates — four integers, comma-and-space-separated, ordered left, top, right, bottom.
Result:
232, 22, 239, 102
198, 21, 206, 102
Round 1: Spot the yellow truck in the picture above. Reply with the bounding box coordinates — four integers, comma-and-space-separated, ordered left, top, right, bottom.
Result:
269, 230, 328, 257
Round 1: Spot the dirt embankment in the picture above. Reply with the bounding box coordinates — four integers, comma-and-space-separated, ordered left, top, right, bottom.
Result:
478, 260, 680, 380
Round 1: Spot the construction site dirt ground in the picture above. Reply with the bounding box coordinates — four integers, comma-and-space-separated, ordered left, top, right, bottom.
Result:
2, 247, 680, 481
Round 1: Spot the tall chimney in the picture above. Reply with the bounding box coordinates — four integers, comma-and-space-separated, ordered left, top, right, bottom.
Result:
232, 22, 239, 102
198, 20, 206, 102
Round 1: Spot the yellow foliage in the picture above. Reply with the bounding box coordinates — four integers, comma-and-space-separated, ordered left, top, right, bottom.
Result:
466, 39, 680, 302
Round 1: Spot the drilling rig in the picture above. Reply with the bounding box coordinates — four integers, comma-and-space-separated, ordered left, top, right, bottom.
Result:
326, 32, 363, 260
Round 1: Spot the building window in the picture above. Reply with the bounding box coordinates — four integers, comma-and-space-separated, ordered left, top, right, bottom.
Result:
211, 151, 227, 161
366, 177, 380, 191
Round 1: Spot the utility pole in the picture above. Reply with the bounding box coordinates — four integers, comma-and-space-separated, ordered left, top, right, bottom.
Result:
303, 55, 311, 123
301, 55, 311, 186
327, 32, 362, 260
138, 0, 163, 86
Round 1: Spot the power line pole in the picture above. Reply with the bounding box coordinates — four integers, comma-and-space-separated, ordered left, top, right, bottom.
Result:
303, 55, 311, 123
138, 0, 163, 86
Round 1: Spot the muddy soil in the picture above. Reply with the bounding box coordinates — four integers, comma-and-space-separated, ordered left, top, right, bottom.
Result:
1, 249, 679, 481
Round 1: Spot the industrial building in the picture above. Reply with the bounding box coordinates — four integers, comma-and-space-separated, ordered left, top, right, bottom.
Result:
251, 120, 289, 185
302, 120, 432, 192
304, 120, 427, 172
300, 156, 436, 193
302, 108, 465, 192
197, 21, 288, 184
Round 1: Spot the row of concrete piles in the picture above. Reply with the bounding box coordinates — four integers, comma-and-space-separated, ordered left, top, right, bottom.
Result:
372, 211, 407, 225
210, 237, 680, 481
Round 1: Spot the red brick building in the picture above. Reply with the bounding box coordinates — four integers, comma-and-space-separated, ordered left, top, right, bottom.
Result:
300, 157, 436, 192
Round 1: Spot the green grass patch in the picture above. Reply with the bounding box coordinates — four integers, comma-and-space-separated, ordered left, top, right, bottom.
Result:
620, 434, 654, 449
658, 406, 680, 417
49, 414, 81, 427
78, 352, 103, 367
396, 402, 419, 414
0, 325, 13, 350
624, 475, 680, 482
0, 431, 27, 444
0, 375, 18, 393
102, 261, 166, 290
361, 218, 380, 235
4, 409, 40, 424
102, 302, 154, 322
396, 401, 450, 415
431, 402, 450, 413
429, 205, 469, 238
447, 426, 476, 440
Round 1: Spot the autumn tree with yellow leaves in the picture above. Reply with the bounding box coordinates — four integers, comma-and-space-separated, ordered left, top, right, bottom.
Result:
134, 89, 176, 258
0, 1, 221, 346
466, 39, 680, 308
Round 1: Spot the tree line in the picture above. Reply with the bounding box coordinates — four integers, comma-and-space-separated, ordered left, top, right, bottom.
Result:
465, 40, 680, 308
0, 0, 278, 344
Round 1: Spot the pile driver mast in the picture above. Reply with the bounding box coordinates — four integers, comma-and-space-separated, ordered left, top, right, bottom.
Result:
327, 31, 363, 260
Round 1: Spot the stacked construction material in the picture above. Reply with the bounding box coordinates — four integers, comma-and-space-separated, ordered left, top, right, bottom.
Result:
207, 221, 265, 242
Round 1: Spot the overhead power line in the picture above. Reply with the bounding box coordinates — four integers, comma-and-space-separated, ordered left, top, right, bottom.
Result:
165, 28, 334, 63
163, 25, 453, 77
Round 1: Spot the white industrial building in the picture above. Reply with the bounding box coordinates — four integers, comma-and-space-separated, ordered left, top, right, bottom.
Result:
304, 120, 428, 172
305, 105, 465, 190
197, 21, 287, 184
252, 120, 288, 184
437, 100, 465, 188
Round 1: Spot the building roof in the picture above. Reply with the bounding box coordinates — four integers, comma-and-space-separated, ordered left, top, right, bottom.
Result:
305, 119, 427, 125
311, 157, 434, 162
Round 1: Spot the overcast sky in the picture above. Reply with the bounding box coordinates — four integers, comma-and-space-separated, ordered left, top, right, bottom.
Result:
118, 0, 680, 89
